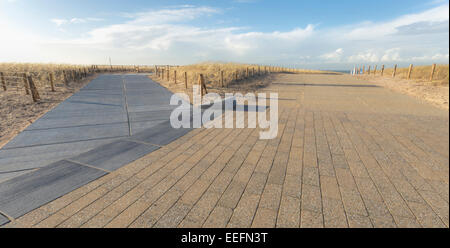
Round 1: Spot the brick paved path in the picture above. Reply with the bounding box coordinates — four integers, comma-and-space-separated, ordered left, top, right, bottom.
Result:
4, 73, 449, 228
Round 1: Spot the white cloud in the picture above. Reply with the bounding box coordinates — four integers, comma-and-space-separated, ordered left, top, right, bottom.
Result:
348, 51, 380, 63
51, 17, 104, 26
321, 48, 344, 61
127, 6, 218, 24
51, 18, 68, 27
1, 4, 449, 68
381, 48, 402, 62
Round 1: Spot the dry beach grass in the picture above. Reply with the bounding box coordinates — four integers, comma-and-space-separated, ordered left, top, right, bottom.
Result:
150, 62, 336, 101
357, 64, 449, 110
382, 64, 449, 85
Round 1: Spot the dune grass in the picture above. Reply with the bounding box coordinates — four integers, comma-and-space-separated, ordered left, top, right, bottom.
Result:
0, 63, 155, 90
156, 62, 333, 88
381, 64, 449, 85
0, 63, 95, 88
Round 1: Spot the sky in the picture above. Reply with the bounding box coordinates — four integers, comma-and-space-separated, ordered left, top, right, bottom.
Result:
0, 0, 448, 70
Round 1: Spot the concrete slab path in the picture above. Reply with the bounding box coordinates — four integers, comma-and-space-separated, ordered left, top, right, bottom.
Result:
0, 74, 192, 224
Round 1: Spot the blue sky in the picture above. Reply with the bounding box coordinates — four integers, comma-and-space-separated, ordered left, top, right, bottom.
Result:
0, 0, 448, 69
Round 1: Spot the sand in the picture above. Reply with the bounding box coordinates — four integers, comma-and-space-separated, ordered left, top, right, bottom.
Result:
0, 75, 98, 149
356, 75, 449, 110
149, 73, 276, 102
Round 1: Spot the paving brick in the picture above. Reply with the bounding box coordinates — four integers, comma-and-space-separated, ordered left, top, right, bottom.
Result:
203, 206, 233, 228
346, 213, 372, 228
340, 189, 369, 217
154, 202, 191, 228
228, 193, 260, 228
258, 184, 283, 211
301, 184, 322, 213
407, 201, 446, 228
180, 180, 210, 206
252, 208, 277, 228
320, 176, 341, 200
300, 209, 323, 228
302, 167, 320, 187
393, 216, 422, 228
127, 188, 184, 228
322, 197, 348, 228
276, 195, 300, 228
180, 192, 221, 227
282, 174, 302, 199
419, 190, 449, 227
218, 180, 247, 209
245, 172, 268, 195
369, 215, 397, 228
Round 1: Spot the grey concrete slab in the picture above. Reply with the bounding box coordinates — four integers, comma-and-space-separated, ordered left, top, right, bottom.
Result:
129, 110, 173, 122
42, 103, 125, 114
0, 74, 178, 176
27, 115, 128, 130
130, 120, 168, 134
125, 82, 168, 90
0, 74, 196, 222
81, 78, 123, 90
3, 122, 129, 149
0, 213, 9, 226
70, 140, 159, 171
128, 105, 177, 113
0, 137, 123, 173
131, 120, 192, 146
0, 170, 35, 184
34, 109, 126, 120
0, 160, 107, 219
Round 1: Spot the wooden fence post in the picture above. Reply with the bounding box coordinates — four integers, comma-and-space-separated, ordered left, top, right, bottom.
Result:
184, 71, 188, 89
373, 65, 377, 75
1, 72, 6, 91
220, 70, 224, 87
49, 72, 55, 92
430, 64, 436, 82
27, 75, 40, 102
381, 65, 385, 76
63, 70, 68, 85
167, 69, 170, 82
235, 70, 238, 81
174, 70, 177, 84
162, 69, 165, 80
22, 73, 30, 94
407, 64, 413, 80
198, 74, 207, 96
362, 66, 365, 74
392, 65, 397, 78
246, 67, 249, 78
368, 66, 371, 75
